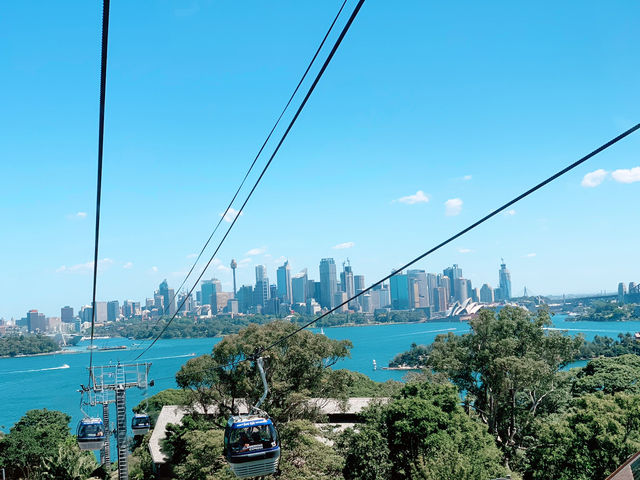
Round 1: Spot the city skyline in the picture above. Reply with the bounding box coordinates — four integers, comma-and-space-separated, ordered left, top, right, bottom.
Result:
2, 1, 639, 319
2, 253, 634, 322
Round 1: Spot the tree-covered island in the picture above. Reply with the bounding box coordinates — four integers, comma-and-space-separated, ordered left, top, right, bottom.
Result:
0, 334, 61, 357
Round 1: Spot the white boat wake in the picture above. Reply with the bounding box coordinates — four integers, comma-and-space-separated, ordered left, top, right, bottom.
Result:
389, 327, 459, 337
0, 364, 70, 375
144, 353, 197, 361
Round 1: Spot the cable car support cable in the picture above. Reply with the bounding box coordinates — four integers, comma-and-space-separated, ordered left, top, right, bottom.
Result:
135, 0, 367, 361
131, 0, 350, 358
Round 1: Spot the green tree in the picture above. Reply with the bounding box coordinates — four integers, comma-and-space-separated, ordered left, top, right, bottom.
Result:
0, 409, 98, 480
427, 307, 581, 464
339, 382, 505, 480
572, 354, 640, 396
176, 321, 353, 423
524, 393, 640, 480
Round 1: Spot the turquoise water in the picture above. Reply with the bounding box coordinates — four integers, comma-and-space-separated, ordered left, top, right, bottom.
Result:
2, 315, 640, 435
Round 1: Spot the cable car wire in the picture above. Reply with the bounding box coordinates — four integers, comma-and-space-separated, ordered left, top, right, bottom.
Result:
149, 121, 640, 379
134, 0, 367, 361
88, 0, 111, 382
130, 0, 350, 358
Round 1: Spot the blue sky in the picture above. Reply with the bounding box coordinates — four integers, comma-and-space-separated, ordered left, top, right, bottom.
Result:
1, 0, 638, 319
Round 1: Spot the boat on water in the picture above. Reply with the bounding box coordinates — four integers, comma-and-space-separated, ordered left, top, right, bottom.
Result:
98, 345, 127, 351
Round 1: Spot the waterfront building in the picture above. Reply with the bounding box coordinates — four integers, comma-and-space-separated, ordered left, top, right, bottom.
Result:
27, 309, 47, 332
498, 260, 512, 300
237, 285, 254, 313
426, 273, 437, 305
454, 278, 469, 303
390, 270, 409, 310
437, 274, 451, 302
471, 287, 480, 303
177, 292, 192, 314
254, 265, 270, 308
480, 284, 494, 303
334, 291, 348, 313
319, 258, 338, 309
61, 306, 74, 323
201, 280, 216, 309
354, 275, 365, 293
276, 261, 292, 303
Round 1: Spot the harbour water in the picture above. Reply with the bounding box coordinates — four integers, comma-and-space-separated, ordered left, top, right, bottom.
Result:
2, 314, 640, 435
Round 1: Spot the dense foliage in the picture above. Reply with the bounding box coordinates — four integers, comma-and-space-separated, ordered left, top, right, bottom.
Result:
578, 332, 640, 358
0, 334, 60, 357
388, 342, 431, 368
576, 301, 639, 322
0, 409, 101, 480
338, 382, 505, 480
427, 307, 582, 465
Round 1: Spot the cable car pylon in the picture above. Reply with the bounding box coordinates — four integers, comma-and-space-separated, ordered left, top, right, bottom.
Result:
80, 362, 152, 480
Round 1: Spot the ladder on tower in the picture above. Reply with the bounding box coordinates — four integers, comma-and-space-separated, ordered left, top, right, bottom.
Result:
115, 364, 128, 480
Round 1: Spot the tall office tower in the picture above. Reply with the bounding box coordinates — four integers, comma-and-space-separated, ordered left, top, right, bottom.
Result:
443, 264, 463, 299
230, 259, 238, 298
292, 270, 308, 304
27, 310, 45, 332
480, 284, 494, 303
471, 287, 480, 303
201, 280, 216, 308
145, 298, 154, 308
434, 287, 448, 312
237, 285, 254, 313
254, 265, 270, 307
453, 278, 469, 303
437, 274, 451, 301
177, 292, 192, 313
354, 275, 365, 293
93, 302, 108, 323
107, 300, 120, 322
133, 301, 141, 316
334, 291, 348, 312
390, 270, 409, 310
159, 279, 176, 316
319, 258, 338, 309
618, 282, 627, 304
61, 306, 74, 323
498, 259, 512, 300
407, 270, 429, 308
122, 300, 133, 318
306, 279, 318, 301
426, 273, 437, 306
154, 293, 165, 310
210, 279, 223, 313
276, 261, 292, 303
341, 262, 355, 307
494, 287, 503, 301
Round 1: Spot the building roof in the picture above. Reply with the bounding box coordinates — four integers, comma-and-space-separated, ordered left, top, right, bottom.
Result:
606, 451, 640, 480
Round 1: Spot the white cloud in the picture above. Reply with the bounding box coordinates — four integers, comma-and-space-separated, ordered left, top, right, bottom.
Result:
504, 209, 516, 216
123, 262, 133, 269
217, 265, 232, 272
56, 258, 113, 274
611, 167, 640, 184
76, 212, 87, 218
220, 207, 242, 223
333, 242, 355, 250
463, 175, 472, 181
394, 190, 430, 205
444, 198, 463, 216
186, 253, 197, 259
525, 253, 536, 258
581, 169, 608, 187
458, 248, 472, 254
246, 247, 267, 256
238, 258, 252, 266
151, 266, 158, 273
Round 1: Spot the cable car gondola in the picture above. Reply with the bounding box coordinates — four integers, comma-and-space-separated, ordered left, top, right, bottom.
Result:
132, 413, 151, 435
224, 357, 280, 478
77, 417, 106, 450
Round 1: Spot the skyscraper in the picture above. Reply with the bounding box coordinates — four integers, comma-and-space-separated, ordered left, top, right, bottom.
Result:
159, 279, 176, 316
276, 261, 292, 303
292, 270, 308, 304
443, 264, 462, 298
341, 262, 355, 308
61, 306, 74, 323
498, 259, 512, 300
618, 282, 627, 304
390, 270, 409, 310
201, 280, 215, 309
407, 269, 429, 308
254, 265, 270, 307
480, 284, 494, 303
319, 258, 337, 309
454, 278, 469, 303
354, 275, 365, 293
107, 300, 120, 321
